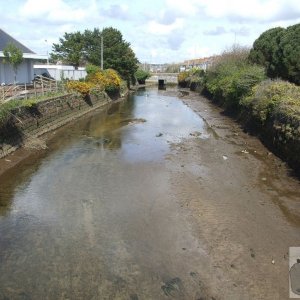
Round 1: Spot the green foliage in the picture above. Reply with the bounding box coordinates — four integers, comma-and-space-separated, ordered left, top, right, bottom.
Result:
279, 24, 300, 84
249, 27, 285, 78
178, 71, 190, 87
51, 27, 139, 86
249, 23, 300, 84
0, 98, 38, 126
135, 69, 150, 84
0, 100, 20, 126
165, 64, 180, 73
178, 68, 206, 89
100, 27, 139, 85
3, 43, 23, 83
51, 31, 84, 67
85, 63, 100, 75
241, 80, 300, 126
119, 80, 128, 96
204, 47, 266, 109
188, 68, 205, 84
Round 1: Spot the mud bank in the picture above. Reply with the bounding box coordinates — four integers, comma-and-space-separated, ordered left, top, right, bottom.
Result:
0, 90, 127, 159
172, 91, 300, 299
197, 88, 300, 176
240, 109, 300, 177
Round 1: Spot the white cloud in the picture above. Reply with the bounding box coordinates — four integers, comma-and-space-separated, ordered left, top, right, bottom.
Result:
5, 0, 300, 64
19, 0, 95, 24
147, 18, 184, 35
165, 0, 300, 22
102, 4, 130, 20
200, 0, 300, 22
165, 0, 201, 16
203, 26, 227, 36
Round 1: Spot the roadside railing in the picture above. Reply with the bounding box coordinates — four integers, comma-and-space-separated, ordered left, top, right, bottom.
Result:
0, 76, 66, 103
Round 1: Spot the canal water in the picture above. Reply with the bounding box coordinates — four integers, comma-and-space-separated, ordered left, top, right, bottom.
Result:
0, 88, 210, 299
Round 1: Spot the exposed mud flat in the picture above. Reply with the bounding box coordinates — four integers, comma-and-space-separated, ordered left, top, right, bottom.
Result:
169, 91, 300, 299
0, 88, 299, 299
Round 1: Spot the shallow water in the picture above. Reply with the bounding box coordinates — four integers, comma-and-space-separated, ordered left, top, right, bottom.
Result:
0, 88, 208, 299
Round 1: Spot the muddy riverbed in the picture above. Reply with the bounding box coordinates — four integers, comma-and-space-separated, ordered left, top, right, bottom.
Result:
0, 88, 299, 299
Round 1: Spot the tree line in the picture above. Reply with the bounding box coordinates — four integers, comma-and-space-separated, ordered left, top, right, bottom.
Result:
50, 27, 139, 86
249, 23, 300, 84
177, 22, 300, 174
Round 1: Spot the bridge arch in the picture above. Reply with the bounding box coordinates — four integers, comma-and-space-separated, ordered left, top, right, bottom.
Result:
146, 73, 178, 85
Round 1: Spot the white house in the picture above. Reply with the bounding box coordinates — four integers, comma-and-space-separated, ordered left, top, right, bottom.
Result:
33, 64, 87, 81
0, 28, 47, 84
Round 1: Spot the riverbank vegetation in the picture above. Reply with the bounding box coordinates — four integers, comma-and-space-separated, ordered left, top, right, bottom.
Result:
66, 67, 127, 99
0, 91, 68, 128
249, 23, 300, 84
178, 22, 300, 174
51, 27, 139, 86
0, 66, 127, 136
0, 26, 135, 138
134, 68, 151, 84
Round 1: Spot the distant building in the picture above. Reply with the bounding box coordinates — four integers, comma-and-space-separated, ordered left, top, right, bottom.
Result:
34, 64, 87, 81
180, 56, 218, 71
149, 64, 168, 73
0, 28, 47, 84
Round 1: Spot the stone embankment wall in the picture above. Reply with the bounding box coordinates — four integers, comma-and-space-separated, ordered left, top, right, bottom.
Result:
241, 113, 300, 176
0, 91, 114, 158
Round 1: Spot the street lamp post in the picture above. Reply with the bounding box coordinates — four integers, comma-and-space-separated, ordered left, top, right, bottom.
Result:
45, 39, 49, 64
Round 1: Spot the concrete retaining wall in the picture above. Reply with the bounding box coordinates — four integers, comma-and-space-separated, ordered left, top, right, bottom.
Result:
0, 91, 113, 158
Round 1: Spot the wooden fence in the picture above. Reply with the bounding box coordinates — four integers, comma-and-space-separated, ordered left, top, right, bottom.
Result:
0, 75, 65, 103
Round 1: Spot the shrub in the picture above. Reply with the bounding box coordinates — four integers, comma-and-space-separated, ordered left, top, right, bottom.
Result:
178, 71, 190, 87
249, 23, 300, 84
68, 69, 122, 95
103, 69, 121, 93
135, 69, 150, 84
85, 63, 101, 75
66, 81, 93, 95
204, 47, 265, 109
86, 69, 121, 92
241, 80, 300, 125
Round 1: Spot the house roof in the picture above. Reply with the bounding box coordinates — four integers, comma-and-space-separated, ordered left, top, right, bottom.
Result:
0, 28, 35, 54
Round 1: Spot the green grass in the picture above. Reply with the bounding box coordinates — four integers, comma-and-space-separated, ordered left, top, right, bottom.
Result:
0, 91, 68, 126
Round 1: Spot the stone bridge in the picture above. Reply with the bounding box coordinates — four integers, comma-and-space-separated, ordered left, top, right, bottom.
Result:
146, 73, 178, 85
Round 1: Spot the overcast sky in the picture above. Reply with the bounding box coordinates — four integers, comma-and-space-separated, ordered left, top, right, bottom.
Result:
1, 0, 300, 63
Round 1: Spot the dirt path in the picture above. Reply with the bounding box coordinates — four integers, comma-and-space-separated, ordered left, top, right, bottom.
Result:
165, 92, 300, 299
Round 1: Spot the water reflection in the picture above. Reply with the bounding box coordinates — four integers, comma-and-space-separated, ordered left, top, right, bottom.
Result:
0, 88, 208, 299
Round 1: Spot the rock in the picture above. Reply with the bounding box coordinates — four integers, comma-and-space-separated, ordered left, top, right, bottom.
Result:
156, 133, 163, 137
189, 131, 201, 137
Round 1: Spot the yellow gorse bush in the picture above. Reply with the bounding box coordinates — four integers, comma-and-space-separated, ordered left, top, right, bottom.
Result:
67, 69, 122, 95
87, 69, 121, 90
66, 81, 93, 95
178, 71, 190, 84
104, 69, 121, 87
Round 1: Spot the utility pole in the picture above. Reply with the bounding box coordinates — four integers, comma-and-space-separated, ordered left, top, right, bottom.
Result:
45, 39, 49, 64
101, 35, 103, 70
